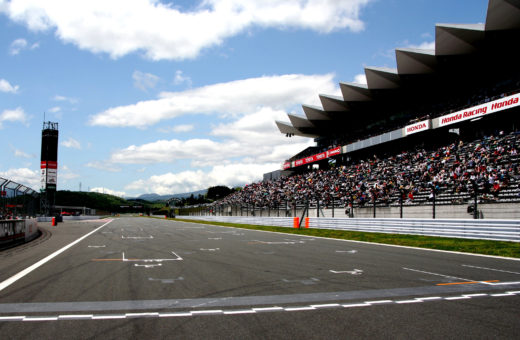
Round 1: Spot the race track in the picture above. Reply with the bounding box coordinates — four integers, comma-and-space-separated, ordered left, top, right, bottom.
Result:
0, 217, 519, 339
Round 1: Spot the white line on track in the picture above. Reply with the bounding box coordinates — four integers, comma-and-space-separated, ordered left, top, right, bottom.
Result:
462, 265, 520, 275
402, 267, 475, 282
179, 220, 520, 262
0, 219, 113, 292
0, 291, 518, 322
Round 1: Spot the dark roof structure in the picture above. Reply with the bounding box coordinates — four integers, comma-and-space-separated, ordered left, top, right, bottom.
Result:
275, 0, 520, 140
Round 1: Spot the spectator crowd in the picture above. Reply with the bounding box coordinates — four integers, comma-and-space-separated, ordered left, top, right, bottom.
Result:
217, 130, 520, 209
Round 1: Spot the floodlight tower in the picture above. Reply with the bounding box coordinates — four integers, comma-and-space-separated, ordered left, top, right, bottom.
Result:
40, 121, 59, 216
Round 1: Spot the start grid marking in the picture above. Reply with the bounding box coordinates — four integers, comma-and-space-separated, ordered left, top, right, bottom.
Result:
1, 291, 519, 322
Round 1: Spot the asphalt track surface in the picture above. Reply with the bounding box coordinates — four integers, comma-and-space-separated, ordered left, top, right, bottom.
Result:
0, 217, 519, 339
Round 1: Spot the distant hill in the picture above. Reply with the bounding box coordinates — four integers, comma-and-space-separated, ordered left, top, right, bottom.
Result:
56, 190, 162, 212
137, 189, 207, 202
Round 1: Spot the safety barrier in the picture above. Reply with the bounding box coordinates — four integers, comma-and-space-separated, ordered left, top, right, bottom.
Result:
0, 218, 39, 247
178, 216, 520, 242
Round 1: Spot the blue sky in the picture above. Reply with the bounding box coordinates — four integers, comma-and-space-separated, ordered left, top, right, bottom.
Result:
0, 0, 488, 197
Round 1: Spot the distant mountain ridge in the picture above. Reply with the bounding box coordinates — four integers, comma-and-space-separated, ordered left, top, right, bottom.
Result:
136, 189, 207, 202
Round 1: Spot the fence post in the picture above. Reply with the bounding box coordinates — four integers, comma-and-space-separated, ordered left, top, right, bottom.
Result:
332, 196, 335, 218
432, 188, 436, 219
399, 190, 403, 219
473, 180, 479, 219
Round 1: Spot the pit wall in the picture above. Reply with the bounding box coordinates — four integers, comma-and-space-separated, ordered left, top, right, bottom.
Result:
0, 218, 39, 248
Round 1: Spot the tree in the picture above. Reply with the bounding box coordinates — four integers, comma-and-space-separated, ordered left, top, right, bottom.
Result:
206, 186, 233, 201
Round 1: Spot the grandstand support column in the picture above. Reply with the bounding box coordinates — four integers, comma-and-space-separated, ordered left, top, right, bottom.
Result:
399, 190, 404, 219
472, 180, 479, 220
432, 188, 436, 219
349, 194, 354, 218
331, 196, 335, 218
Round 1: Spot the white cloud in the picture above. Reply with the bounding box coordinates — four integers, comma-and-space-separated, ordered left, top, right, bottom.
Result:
125, 162, 280, 195
0, 0, 372, 61
89, 73, 338, 128
90, 187, 126, 198
9, 38, 38, 55
109, 116, 311, 167
12, 147, 33, 159
132, 70, 160, 91
174, 70, 192, 87
0, 168, 39, 189
0, 78, 19, 93
86, 161, 122, 172
61, 137, 81, 149
406, 41, 435, 50
59, 165, 80, 180
53, 95, 78, 104
0, 107, 29, 128
158, 124, 195, 133
48, 106, 61, 113
9, 38, 26, 55
353, 73, 367, 85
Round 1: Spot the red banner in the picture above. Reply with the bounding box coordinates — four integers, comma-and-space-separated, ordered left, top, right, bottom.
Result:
41, 161, 58, 169
289, 146, 342, 169
326, 147, 341, 157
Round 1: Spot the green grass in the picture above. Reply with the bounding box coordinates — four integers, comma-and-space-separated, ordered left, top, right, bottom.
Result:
173, 218, 520, 258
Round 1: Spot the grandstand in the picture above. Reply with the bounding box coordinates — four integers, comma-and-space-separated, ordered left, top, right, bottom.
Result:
201, 0, 520, 220
276, 0, 520, 170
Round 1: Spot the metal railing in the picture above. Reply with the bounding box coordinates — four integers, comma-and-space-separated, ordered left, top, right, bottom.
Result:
0, 177, 39, 218
178, 215, 520, 242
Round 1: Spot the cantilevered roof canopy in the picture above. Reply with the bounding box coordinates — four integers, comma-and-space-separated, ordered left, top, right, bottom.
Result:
276, 0, 520, 139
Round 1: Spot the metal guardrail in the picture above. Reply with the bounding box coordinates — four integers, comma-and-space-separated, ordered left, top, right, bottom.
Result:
178, 216, 520, 242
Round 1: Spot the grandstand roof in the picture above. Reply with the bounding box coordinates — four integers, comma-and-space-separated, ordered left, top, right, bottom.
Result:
276, 0, 520, 139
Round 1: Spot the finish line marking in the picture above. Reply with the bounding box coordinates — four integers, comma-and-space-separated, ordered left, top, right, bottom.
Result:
0, 291, 518, 322
0, 219, 113, 292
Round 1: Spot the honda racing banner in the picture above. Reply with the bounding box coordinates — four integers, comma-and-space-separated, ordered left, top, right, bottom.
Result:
438, 93, 520, 127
